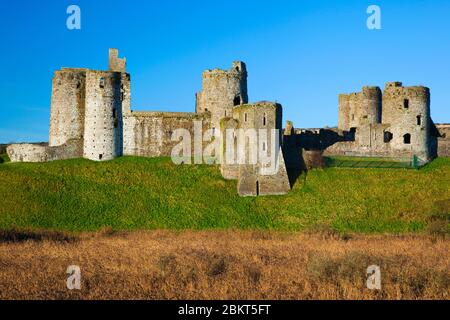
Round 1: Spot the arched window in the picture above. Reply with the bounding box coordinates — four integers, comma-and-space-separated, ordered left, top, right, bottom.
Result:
263, 113, 267, 126
403, 133, 411, 144
384, 131, 393, 143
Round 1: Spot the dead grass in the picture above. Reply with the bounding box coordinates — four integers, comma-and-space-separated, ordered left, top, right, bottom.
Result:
0, 230, 448, 300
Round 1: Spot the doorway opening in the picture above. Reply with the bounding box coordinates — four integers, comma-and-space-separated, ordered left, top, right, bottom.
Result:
403, 133, 411, 144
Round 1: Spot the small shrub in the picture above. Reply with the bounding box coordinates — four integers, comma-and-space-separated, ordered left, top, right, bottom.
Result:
0, 153, 10, 163
307, 251, 376, 283
426, 220, 449, 238
245, 265, 262, 285
427, 200, 449, 238
307, 224, 352, 241
429, 199, 450, 222
207, 256, 227, 277
157, 255, 177, 273
98, 227, 117, 237
303, 150, 325, 170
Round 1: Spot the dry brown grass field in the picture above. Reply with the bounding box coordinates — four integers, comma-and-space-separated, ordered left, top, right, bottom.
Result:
0, 229, 448, 300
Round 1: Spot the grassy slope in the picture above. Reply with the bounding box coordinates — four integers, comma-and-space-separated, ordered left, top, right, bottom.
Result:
0, 156, 448, 233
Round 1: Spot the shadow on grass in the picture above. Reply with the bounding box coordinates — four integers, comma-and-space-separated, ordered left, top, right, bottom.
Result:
0, 228, 78, 243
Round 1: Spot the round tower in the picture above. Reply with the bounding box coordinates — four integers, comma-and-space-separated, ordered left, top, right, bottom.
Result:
49, 68, 87, 147
345, 86, 382, 130
83, 71, 125, 161
196, 61, 248, 130
382, 82, 431, 160
361, 86, 382, 125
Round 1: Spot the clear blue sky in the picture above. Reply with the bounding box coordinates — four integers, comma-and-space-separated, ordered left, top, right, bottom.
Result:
0, 0, 449, 143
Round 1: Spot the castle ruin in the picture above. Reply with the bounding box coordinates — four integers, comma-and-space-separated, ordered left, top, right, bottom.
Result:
6, 49, 448, 196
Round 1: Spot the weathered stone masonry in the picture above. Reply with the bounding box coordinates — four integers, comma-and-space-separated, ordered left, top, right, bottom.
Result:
300, 82, 443, 163
7, 49, 291, 196
6, 49, 449, 196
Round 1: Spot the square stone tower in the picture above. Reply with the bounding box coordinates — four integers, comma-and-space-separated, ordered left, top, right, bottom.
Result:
220, 101, 290, 196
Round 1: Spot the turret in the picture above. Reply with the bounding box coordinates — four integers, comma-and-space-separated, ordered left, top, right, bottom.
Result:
382, 82, 431, 160
196, 61, 248, 131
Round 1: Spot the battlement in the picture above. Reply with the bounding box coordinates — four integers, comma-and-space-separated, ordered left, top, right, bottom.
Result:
340, 86, 381, 99
362, 86, 382, 98
233, 101, 281, 111
383, 83, 430, 99
59, 68, 89, 72
385, 82, 403, 89
203, 61, 247, 76
131, 111, 209, 120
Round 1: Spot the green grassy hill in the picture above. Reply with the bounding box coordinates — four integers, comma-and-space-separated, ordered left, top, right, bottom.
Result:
0, 155, 448, 233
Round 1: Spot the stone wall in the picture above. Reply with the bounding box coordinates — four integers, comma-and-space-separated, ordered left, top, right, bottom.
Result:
436, 124, 450, 157
237, 150, 291, 197
124, 111, 211, 157
220, 117, 240, 180
7, 140, 82, 163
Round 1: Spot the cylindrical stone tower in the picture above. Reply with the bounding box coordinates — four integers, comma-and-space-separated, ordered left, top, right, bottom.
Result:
361, 86, 382, 126
83, 71, 125, 161
382, 82, 431, 160
196, 61, 248, 130
49, 68, 87, 148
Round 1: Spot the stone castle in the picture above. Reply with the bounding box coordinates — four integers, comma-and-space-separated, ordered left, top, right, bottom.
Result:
7, 49, 449, 196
